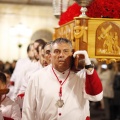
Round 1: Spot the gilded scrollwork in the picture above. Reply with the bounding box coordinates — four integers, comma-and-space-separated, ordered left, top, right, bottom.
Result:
97, 58, 120, 64
74, 19, 88, 43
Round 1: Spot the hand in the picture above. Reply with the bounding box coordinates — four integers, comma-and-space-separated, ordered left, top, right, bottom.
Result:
15, 93, 24, 109
73, 50, 91, 65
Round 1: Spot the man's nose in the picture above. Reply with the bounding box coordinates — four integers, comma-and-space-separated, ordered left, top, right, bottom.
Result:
59, 51, 64, 56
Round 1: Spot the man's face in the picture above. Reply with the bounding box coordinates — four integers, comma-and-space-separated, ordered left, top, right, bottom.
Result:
34, 42, 39, 61
44, 44, 51, 65
51, 42, 73, 72
39, 47, 48, 67
28, 45, 35, 60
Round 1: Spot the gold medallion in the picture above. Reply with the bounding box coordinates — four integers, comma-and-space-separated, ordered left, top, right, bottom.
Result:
56, 99, 64, 108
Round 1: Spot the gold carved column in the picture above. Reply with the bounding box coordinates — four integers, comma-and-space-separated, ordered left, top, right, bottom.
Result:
73, 17, 88, 51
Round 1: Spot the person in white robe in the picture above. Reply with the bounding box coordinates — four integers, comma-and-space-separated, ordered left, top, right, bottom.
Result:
17, 42, 52, 109
0, 72, 21, 120
1, 95, 21, 120
8, 43, 35, 100
9, 39, 46, 101
22, 38, 103, 120
18, 41, 52, 95
15, 39, 47, 110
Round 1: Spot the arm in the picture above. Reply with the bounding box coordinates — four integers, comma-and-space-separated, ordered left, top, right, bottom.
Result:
73, 50, 103, 101
84, 69, 103, 101
73, 50, 94, 72
17, 73, 29, 95
22, 78, 36, 120
11, 103, 21, 120
16, 73, 33, 110
15, 93, 25, 110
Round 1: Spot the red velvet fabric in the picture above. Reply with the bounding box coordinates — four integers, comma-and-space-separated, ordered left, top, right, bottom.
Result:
17, 93, 25, 98
86, 116, 90, 120
4, 116, 14, 120
10, 81, 14, 86
85, 70, 103, 95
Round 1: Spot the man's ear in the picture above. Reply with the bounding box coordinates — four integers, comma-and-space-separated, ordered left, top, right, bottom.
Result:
70, 49, 74, 56
72, 49, 75, 54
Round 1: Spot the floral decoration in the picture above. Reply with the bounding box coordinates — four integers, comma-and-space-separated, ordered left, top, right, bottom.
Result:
59, 0, 120, 26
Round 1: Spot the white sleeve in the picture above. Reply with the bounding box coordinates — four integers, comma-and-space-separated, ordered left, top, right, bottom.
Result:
11, 103, 21, 120
10, 59, 22, 81
22, 78, 36, 120
0, 111, 4, 120
18, 75, 28, 95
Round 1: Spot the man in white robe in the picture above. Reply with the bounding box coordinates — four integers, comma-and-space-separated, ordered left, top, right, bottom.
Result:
18, 41, 52, 96
9, 39, 46, 101
1, 95, 21, 120
8, 43, 35, 100
22, 38, 103, 120
17, 42, 52, 109
15, 39, 48, 109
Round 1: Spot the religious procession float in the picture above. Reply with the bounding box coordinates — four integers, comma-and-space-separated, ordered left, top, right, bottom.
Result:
53, 0, 120, 64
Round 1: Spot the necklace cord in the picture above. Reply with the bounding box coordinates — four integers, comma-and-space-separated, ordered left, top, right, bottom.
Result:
52, 67, 70, 97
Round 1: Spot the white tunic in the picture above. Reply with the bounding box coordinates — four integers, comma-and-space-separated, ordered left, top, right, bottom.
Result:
8, 58, 42, 101
22, 64, 103, 120
8, 58, 32, 100
1, 96, 21, 120
18, 61, 43, 95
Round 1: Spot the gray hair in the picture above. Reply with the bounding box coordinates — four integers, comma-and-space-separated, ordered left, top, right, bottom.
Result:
51, 38, 73, 51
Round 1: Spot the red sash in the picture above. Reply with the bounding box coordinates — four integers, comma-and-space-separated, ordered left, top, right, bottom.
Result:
4, 116, 14, 120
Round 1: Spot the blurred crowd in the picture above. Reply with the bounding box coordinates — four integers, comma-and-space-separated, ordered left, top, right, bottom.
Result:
91, 61, 120, 120
0, 60, 17, 75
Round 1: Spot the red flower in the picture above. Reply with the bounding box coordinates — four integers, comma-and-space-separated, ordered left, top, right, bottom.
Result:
59, 3, 81, 25
59, 0, 120, 26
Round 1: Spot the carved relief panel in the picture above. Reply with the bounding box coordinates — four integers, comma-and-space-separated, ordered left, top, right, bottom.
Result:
96, 22, 120, 56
